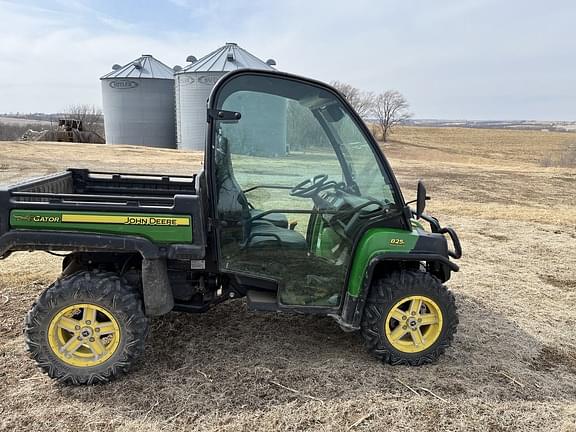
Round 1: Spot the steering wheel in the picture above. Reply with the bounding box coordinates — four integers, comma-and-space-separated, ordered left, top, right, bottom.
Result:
290, 174, 329, 198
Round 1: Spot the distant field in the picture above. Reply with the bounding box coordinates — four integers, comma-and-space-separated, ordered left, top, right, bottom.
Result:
405, 119, 576, 132
0, 116, 53, 127
0, 127, 575, 431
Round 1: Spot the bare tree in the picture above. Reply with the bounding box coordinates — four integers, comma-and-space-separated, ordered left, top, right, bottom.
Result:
373, 90, 411, 142
330, 81, 374, 119
64, 104, 104, 137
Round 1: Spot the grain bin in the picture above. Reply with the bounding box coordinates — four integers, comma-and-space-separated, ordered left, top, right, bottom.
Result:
175, 43, 285, 155
101, 55, 176, 148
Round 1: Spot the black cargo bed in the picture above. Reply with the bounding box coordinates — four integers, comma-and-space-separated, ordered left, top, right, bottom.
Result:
0, 169, 204, 241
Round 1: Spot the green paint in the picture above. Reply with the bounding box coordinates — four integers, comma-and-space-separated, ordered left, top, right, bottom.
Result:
10, 210, 193, 244
346, 228, 419, 297
310, 217, 340, 260
309, 215, 324, 255
319, 227, 340, 258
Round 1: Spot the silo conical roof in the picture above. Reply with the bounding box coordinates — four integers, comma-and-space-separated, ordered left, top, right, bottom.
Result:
178, 42, 276, 74
100, 54, 174, 80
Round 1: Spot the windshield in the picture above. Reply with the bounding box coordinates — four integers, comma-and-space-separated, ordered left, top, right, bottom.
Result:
315, 101, 396, 205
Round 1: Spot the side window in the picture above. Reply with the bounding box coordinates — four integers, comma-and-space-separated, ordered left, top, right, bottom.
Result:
218, 90, 344, 235
286, 100, 330, 153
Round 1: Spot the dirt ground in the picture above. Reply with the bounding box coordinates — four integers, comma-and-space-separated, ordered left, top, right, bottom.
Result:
0, 127, 575, 431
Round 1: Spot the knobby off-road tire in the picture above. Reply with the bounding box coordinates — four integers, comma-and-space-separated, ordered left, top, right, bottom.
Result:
361, 271, 458, 365
25, 270, 148, 385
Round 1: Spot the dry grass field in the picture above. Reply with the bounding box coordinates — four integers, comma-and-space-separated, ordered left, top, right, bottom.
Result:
0, 126, 575, 431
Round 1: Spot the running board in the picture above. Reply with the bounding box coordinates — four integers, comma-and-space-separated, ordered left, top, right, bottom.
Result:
246, 290, 278, 311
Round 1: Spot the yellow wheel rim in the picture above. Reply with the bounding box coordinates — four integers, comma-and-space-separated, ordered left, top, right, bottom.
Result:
385, 295, 443, 353
47, 304, 121, 367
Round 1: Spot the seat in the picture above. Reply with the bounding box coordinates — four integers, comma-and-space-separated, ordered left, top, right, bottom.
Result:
215, 136, 250, 224
250, 209, 289, 229
246, 223, 307, 249
215, 134, 306, 250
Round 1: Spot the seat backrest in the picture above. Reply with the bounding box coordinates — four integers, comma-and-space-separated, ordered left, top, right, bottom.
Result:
215, 133, 251, 227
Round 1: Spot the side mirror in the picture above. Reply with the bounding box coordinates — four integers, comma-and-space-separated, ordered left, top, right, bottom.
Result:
416, 180, 428, 219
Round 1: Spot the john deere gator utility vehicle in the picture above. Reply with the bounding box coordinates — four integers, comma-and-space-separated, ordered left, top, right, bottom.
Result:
0, 70, 462, 384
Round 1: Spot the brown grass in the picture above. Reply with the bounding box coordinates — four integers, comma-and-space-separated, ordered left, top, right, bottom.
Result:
1, 129, 576, 431
540, 143, 576, 168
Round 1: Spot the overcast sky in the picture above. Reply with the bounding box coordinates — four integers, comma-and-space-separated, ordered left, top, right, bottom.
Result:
0, 0, 574, 120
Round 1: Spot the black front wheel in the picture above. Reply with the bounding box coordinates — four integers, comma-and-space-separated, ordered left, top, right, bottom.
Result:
361, 271, 458, 365
25, 270, 148, 384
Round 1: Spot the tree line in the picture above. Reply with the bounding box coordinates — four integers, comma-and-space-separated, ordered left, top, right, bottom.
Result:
2, 86, 408, 145
330, 81, 411, 142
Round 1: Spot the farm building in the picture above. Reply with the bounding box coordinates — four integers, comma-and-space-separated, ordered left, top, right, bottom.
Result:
100, 44, 281, 154
101, 54, 176, 148
175, 43, 283, 154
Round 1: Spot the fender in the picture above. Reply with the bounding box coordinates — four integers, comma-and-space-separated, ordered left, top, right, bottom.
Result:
0, 230, 162, 259
0, 230, 175, 316
335, 227, 459, 330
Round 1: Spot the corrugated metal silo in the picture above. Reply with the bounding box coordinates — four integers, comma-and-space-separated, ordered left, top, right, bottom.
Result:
101, 55, 176, 148
175, 43, 284, 154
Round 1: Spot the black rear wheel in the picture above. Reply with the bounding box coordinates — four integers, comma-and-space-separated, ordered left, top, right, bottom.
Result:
25, 270, 148, 384
361, 271, 458, 365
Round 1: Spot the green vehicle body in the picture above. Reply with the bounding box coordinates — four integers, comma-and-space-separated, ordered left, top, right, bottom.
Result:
0, 69, 461, 332
9, 208, 424, 299
347, 228, 419, 297
10, 210, 193, 244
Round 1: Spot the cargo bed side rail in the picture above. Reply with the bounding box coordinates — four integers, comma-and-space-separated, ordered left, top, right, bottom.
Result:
70, 169, 197, 197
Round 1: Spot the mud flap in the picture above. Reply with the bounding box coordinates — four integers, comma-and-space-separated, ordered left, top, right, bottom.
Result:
141, 258, 174, 316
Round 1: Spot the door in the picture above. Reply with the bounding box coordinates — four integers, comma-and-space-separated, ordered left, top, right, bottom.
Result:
208, 71, 403, 307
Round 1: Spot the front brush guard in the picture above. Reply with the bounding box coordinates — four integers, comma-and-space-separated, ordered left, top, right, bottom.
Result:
416, 212, 462, 260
